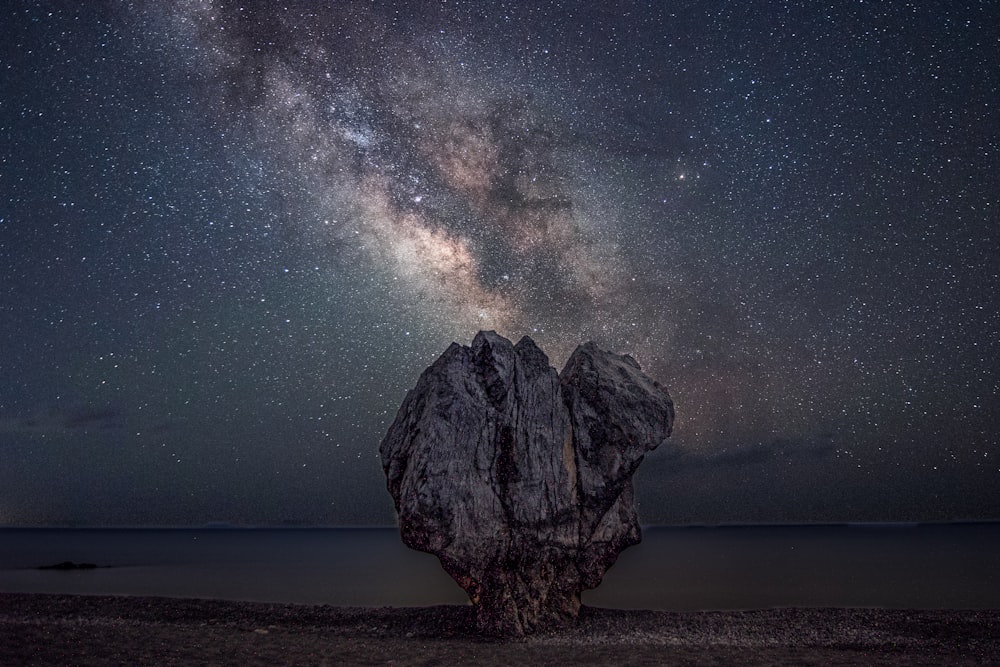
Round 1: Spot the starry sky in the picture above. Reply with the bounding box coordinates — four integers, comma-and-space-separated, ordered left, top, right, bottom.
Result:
1, 1, 997, 526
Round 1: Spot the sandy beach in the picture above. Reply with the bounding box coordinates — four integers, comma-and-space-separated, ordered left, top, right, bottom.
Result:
1, 593, 998, 666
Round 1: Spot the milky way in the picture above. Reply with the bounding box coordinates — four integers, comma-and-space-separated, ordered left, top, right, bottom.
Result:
1, 1, 997, 525
155, 0, 648, 359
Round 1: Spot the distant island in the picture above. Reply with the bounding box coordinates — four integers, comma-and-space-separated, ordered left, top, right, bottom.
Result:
37, 561, 105, 571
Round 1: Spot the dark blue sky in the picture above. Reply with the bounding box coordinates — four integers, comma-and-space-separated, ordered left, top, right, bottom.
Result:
1, 1, 997, 526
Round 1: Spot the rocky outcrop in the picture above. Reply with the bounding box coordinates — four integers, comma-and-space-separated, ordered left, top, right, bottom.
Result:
379, 331, 673, 636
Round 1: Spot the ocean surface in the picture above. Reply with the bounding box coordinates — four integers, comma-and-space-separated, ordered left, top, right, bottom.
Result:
2, 524, 998, 610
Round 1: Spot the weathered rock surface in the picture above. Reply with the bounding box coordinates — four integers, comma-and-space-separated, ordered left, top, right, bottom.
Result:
380, 331, 673, 636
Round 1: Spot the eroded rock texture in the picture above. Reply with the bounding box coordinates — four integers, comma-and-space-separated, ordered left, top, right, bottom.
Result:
379, 331, 673, 636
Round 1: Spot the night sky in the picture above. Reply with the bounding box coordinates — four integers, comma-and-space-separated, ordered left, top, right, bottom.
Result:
1, 1, 997, 527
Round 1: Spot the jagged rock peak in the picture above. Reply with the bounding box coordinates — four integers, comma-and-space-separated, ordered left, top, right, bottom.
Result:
379, 331, 673, 636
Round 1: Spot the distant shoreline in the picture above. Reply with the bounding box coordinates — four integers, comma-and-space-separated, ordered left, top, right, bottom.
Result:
1, 593, 997, 665
2, 519, 998, 530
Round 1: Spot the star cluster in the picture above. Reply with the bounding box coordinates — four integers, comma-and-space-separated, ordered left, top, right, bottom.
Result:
0, 1, 997, 525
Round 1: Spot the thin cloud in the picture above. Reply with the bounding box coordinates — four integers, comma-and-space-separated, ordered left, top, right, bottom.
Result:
654, 437, 836, 472
0, 405, 124, 435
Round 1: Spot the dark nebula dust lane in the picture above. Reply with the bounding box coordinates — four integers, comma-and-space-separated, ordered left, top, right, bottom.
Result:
0, 1, 997, 525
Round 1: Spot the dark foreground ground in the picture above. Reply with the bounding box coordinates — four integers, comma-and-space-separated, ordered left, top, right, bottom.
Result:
1, 594, 998, 666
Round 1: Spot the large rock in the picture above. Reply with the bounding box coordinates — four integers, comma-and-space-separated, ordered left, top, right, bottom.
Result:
379, 331, 673, 636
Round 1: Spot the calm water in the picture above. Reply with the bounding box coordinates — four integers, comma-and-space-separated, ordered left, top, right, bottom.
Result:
1, 524, 998, 610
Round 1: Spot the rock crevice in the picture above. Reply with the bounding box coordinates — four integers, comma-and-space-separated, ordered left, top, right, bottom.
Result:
380, 331, 673, 636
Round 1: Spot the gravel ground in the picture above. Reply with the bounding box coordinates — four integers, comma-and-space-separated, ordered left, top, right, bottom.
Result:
1, 593, 998, 665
